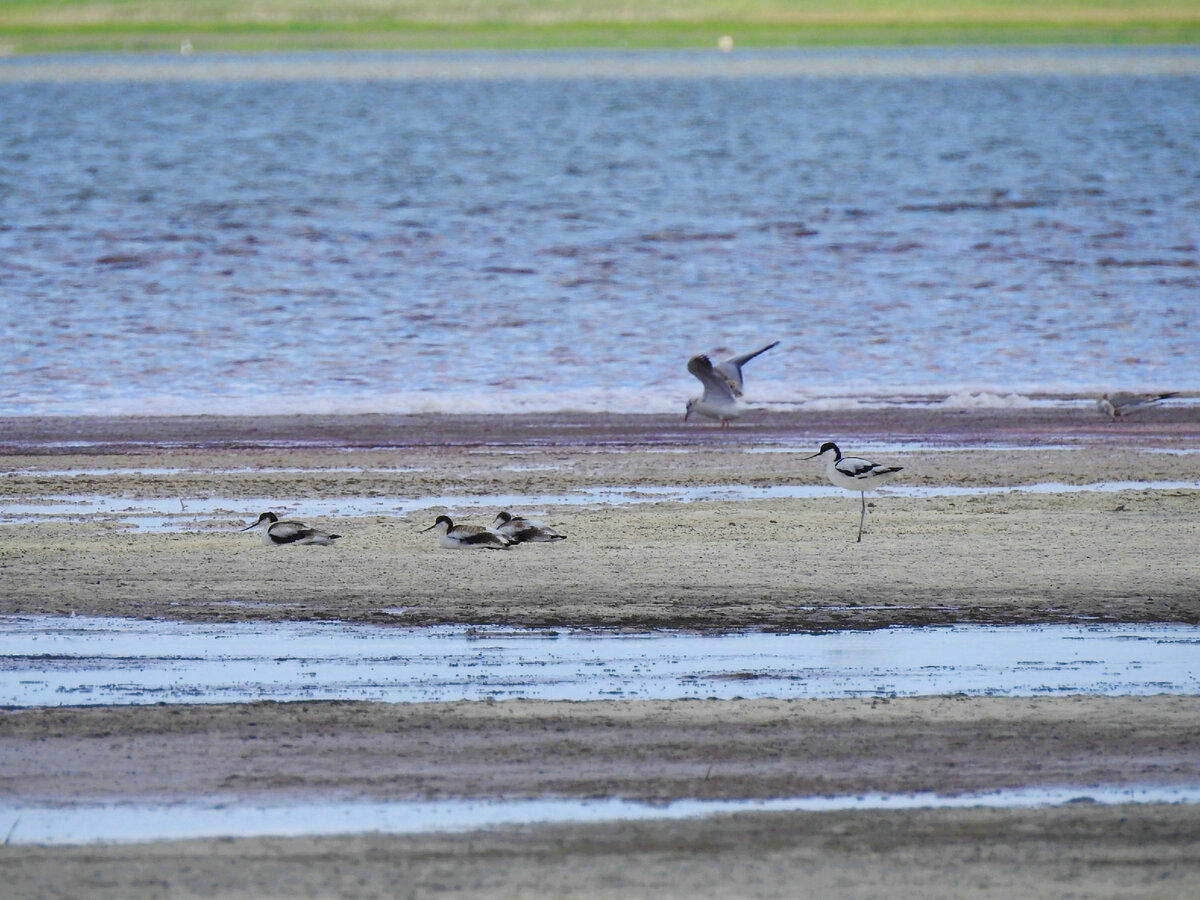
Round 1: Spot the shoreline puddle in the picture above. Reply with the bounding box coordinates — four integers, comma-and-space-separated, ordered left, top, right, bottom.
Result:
2, 617, 1196, 708
2, 480, 1195, 531
3, 784, 1198, 847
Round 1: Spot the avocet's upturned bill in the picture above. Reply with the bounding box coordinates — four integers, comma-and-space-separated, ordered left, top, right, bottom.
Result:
493, 510, 567, 543
420, 515, 513, 550
241, 511, 342, 546
684, 354, 763, 428
710, 341, 780, 398
1097, 391, 1178, 418
804, 441, 903, 542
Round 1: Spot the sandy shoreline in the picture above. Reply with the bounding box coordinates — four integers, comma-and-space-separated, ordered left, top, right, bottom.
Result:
3, 696, 1200, 898
4, 406, 1199, 452
3, 487, 1198, 629
5, 697, 1198, 805
3, 409, 1197, 629
1, 409, 1198, 897
4, 804, 1198, 900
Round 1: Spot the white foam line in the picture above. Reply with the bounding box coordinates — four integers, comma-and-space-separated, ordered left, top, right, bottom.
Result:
3, 785, 1197, 846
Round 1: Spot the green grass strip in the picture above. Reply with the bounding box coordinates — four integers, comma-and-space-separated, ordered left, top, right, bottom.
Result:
3, 19, 1200, 55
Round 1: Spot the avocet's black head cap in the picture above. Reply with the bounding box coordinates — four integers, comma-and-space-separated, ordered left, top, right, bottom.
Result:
803, 441, 840, 461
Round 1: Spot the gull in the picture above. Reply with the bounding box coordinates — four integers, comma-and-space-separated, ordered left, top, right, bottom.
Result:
710, 341, 780, 397
493, 510, 567, 543
240, 511, 341, 546
420, 515, 513, 550
804, 441, 903, 542
684, 354, 763, 428
1096, 391, 1178, 419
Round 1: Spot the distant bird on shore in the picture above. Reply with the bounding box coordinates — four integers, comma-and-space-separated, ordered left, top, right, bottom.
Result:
420, 515, 513, 550
493, 510, 567, 543
709, 341, 780, 397
1096, 391, 1178, 419
684, 354, 763, 428
241, 511, 341, 546
805, 441, 903, 542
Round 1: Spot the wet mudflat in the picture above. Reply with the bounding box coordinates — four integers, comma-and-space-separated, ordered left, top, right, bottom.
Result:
3, 479, 1198, 532
3, 412, 1199, 632
6, 786, 1200, 847
2, 695, 1199, 897
3, 695, 1197, 808
1, 409, 1198, 897
1, 803, 1198, 899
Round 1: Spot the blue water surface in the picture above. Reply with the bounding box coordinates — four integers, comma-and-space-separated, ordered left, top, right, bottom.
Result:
1, 47, 1196, 416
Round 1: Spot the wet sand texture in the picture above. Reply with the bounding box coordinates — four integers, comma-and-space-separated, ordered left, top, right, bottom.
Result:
1, 410, 1198, 898
3, 697, 1197, 805
3, 411, 1199, 629
2, 804, 1199, 900
3, 697, 1200, 899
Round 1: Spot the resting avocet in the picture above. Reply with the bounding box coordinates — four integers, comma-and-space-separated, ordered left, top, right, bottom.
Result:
420, 515, 513, 550
493, 510, 567, 543
684, 354, 763, 428
710, 341, 780, 397
804, 441, 903, 542
1097, 391, 1178, 419
241, 511, 341, 546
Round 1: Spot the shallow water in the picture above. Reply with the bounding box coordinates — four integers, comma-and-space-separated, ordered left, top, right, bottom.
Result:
4, 784, 1199, 847
1, 47, 1197, 417
2, 617, 1196, 707
2, 480, 1195, 531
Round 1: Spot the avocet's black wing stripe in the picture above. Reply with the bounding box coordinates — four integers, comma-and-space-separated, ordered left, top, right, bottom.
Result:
268, 522, 314, 543
836, 458, 904, 480
460, 531, 509, 546
835, 458, 878, 478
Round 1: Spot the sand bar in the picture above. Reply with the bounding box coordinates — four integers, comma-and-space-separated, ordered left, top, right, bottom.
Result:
1, 697, 1199, 898
2, 409, 1197, 629
1, 408, 1198, 897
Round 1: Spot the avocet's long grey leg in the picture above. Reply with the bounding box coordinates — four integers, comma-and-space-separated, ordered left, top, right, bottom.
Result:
803, 441, 902, 543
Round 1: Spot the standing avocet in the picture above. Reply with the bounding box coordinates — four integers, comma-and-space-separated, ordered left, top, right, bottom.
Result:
1096, 391, 1178, 419
241, 511, 342, 546
420, 515, 513, 550
804, 442, 903, 542
684, 354, 763, 428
